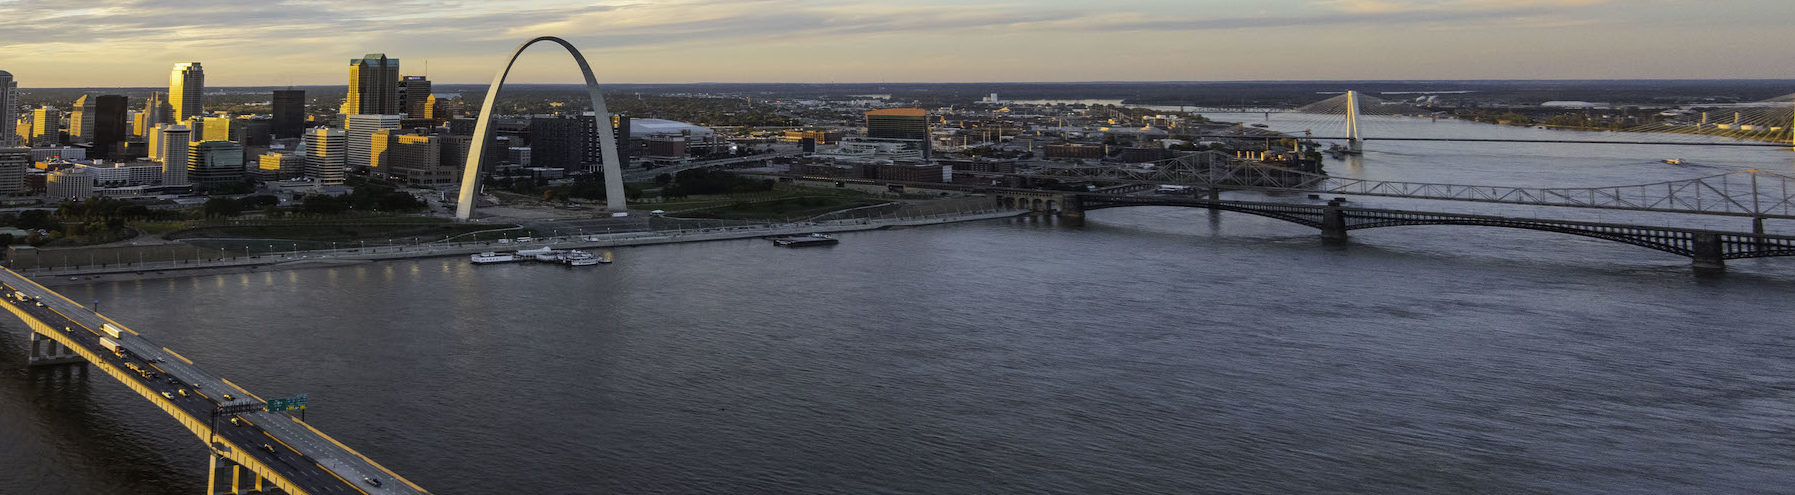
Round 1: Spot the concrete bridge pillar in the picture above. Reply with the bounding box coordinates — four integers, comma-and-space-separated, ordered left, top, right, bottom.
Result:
27, 332, 83, 367
1691, 233, 1725, 271
1321, 199, 1349, 243
1058, 195, 1084, 218
207, 454, 269, 494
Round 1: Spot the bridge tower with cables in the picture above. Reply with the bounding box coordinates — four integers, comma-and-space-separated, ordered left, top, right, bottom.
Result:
1345, 90, 1364, 152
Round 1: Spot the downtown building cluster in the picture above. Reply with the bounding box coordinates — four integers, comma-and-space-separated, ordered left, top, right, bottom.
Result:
0, 53, 687, 204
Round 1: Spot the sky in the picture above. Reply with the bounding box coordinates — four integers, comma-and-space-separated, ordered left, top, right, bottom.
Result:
0, 0, 1790, 87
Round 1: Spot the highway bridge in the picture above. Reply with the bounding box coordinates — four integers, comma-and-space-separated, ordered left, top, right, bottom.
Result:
0, 267, 426, 494
991, 190, 1795, 271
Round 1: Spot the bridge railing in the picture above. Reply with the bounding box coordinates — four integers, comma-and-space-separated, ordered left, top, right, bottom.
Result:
1309, 169, 1795, 219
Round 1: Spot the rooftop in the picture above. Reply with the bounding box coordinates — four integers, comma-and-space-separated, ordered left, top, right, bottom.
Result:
866, 108, 926, 118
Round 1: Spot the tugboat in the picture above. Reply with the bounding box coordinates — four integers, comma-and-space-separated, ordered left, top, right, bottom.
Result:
772, 233, 839, 247
470, 252, 516, 264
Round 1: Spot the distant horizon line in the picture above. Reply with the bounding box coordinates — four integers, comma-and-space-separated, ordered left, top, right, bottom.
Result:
14, 78, 1795, 90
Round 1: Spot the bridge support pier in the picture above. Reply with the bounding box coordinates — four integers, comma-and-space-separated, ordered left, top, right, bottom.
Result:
27, 332, 84, 366
207, 454, 268, 494
1691, 233, 1726, 271
1058, 195, 1084, 220
1321, 198, 1349, 243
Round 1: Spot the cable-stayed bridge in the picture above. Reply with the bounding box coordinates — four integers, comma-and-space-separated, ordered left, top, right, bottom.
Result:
1188, 90, 1795, 150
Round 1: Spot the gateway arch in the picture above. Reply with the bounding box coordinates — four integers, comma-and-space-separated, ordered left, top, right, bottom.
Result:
455, 36, 626, 220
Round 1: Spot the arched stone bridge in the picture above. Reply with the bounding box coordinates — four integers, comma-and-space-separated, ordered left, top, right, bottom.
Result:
993, 191, 1795, 270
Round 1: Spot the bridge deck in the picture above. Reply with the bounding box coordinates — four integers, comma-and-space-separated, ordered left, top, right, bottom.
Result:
0, 267, 426, 495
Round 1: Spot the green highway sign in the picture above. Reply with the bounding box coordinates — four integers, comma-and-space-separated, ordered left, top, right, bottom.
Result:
266, 394, 310, 412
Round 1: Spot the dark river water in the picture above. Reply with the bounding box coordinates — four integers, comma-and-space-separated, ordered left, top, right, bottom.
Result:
4, 120, 1795, 494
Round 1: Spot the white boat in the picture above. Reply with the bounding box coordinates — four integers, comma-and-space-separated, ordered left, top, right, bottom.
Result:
470, 252, 516, 264
561, 250, 611, 266
535, 251, 563, 262
515, 246, 554, 257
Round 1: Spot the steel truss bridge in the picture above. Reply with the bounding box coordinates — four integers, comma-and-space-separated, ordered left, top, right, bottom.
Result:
1060, 195, 1795, 270
1007, 153, 1795, 225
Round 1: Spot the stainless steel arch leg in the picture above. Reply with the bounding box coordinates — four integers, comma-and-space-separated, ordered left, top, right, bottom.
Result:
456, 36, 626, 220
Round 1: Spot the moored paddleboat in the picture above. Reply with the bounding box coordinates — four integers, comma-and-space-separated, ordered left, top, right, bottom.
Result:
470, 252, 516, 264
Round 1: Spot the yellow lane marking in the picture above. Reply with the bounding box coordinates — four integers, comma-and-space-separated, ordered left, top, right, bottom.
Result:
288, 417, 430, 493
317, 462, 374, 495
263, 430, 305, 456
163, 347, 196, 365
223, 378, 267, 402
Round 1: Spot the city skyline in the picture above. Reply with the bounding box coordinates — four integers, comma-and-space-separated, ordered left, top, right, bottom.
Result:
0, 0, 1791, 87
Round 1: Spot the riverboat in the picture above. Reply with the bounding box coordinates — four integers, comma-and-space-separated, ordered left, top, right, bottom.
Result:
471, 252, 516, 264
772, 233, 840, 247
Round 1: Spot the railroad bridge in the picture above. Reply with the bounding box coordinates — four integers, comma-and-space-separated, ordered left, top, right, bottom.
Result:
994, 191, 1795, 270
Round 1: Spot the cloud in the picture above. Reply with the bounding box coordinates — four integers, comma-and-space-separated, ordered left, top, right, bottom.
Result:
1319, 0, 1617, 13
0, 0, 1782, 85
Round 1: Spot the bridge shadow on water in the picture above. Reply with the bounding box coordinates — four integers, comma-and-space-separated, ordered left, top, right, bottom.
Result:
0, 324, 201, 495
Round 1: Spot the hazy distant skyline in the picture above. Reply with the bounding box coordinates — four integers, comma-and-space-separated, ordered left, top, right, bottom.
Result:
0, 0, 1789, 87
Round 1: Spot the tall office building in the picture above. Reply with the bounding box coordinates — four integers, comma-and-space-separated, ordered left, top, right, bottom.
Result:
387, 132, 459, 186
272, 89, 305, 139
201, 117, 233, 143
187, 140, 245, 186
0, 147, 27, 195
148, 124, 165, 161
397, 76, 431, 119
0, 71, 16, 147
143, 91, 172, 127
169, 63, 204, 121
155, 125, 191, 187
303, 127, 347, 185
30, 106, 60, 147
530, 117, 585, 171
90, 95, 128, 159
529, 113, 628, 173
70, 94, 95, 142
347, 54, 400, 115
344, 114, 401, 171
865, 108, 931, 158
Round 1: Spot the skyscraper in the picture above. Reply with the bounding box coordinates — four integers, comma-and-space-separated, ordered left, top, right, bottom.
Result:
143, 91, 172, 127
70, 94, 95, 143
30, 106, 60, 147
303, 127, 346, 185
0, 147, 27, 195
345, 114, 401, 171
530, 117, 585, 172
348, 54, 400, 115
398, 76, 431, 119
169, 63, 204, 121
90, 95, 128, 159
0, 71, 16, 147
272, 89, 305, 139
155, 125, 191, 187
